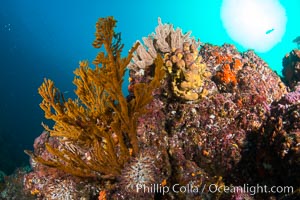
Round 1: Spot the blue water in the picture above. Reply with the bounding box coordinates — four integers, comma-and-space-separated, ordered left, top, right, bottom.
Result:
0, 0, 299, 174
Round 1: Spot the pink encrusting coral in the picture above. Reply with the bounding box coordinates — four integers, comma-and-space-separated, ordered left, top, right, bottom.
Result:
2, 17, 300, 199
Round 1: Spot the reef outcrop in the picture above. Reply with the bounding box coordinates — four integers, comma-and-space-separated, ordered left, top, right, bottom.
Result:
282, 49, 300, 89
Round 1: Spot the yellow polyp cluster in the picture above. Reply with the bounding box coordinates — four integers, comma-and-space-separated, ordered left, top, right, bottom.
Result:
30, 188, 40, 195
164, 42, 210, 101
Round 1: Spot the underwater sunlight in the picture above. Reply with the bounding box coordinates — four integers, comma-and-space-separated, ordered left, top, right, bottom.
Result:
221, 0, 287, 52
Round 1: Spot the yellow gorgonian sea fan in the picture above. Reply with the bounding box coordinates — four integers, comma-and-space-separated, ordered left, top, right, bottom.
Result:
25, 16, 165, 178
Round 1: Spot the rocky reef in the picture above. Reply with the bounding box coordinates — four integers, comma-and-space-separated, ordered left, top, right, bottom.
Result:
1, 17, 299, 200
282, 49, 300, 89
